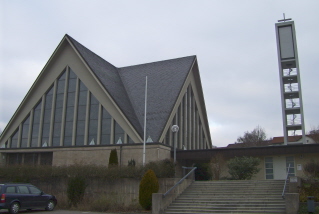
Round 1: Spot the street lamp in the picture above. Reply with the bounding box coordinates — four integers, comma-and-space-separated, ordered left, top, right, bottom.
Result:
171, 125, 179, 164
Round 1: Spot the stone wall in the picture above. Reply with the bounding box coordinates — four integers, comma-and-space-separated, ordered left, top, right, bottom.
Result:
25, 177, 179, 206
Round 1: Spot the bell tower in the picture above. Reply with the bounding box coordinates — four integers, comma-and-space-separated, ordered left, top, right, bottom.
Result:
275, 16, 306, 145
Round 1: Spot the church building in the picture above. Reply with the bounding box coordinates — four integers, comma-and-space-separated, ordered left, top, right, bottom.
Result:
0, 35, 212, 166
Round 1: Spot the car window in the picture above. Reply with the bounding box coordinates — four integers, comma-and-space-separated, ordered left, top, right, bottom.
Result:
29, 186, 42, 194
18, 186, 30, 194
5, 186, 16, 193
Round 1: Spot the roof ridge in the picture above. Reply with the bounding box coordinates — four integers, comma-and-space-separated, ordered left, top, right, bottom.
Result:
66, 34, 118, 70
119, 55, 196, 69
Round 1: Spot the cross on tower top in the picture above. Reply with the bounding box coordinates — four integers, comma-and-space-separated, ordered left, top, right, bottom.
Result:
278, 13, 292, 22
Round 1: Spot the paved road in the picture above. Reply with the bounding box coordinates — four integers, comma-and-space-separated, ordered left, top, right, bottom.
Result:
0, 210, 149, 214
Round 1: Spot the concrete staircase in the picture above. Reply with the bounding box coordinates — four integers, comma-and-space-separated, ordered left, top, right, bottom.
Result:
164, 180, 286, 214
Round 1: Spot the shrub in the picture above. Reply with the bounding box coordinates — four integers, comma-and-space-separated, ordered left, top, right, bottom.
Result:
299, 179, 319, 203
145, 159, 175, 178
139, 169, 159, 210
108, 149, 118, 167
227, 156, 261, 180
194, 163, 212, 181
67, 176, 87, 207
303, 160, 319, 179
128, 159, 136, 167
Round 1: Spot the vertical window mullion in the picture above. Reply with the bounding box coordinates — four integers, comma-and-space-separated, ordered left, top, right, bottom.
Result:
72, 78, 79, 146
60, 68, 69, 146
84, 91, 90, 146
49, 81, 57, 147
38, 95, 45, 147
97, 104, 102, 145
28, 110, 34, 147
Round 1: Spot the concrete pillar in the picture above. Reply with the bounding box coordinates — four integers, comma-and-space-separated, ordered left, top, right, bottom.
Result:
285, 193, 299, 214
289, 176, 301, 193
152, 193, 163, 214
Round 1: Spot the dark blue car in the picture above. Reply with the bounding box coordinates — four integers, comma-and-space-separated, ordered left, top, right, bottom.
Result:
0, 183, 57, 214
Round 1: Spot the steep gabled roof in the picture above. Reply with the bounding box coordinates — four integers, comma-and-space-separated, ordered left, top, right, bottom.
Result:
119, 56, 196, 142
66, 35, 143, 137
67, 35, 195, 141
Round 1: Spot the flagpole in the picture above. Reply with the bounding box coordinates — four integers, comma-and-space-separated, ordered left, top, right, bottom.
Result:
143, 76, 147, 166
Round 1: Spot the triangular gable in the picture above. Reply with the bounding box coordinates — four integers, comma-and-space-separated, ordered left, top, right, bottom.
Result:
66, 35, 143, 137
0, 35, 143, 145
119, 56, 196, 142
158, 58, 212, 148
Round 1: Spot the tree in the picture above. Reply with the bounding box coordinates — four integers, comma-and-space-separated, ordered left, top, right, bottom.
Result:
227, 156, 261, 180
236, 125, 268, 147
308, 126, 319, 144
139, 169, 159, 210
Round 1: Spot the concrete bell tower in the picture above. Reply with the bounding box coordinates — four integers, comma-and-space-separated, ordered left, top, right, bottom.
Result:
275, 16, 306, 145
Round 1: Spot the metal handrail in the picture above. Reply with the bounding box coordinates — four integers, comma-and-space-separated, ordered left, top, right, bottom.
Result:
163, 167, 197, 198
282, 163, 291, 199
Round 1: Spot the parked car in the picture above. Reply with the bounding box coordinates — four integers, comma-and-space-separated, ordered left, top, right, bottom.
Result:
0, 183, 57, 214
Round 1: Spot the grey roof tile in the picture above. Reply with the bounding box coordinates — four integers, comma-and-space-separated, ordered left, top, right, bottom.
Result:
66, 35, 143, 137
119, 56, 195, 141
67, 34, 195, 142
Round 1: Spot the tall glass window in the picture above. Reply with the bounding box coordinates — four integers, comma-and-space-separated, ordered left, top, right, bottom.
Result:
10, 129, 19, 148
114, 121, 124, 144
42, 86, 53, 147
265, 157, 274, 179
64, 70, 76, 146
31, 101, 42, 147
76, 81, 87, 146
52, 72, 66, 146
286, 156, 295, 177
88, 94, 99, 145
101, 107, 111, 145
21, 115, 30, 148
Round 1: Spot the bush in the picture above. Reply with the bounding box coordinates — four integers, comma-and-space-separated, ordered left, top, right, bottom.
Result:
145, 159, 175, 178
128, 159, 136, 167
303, 160, 319, 179
227, 156, 261, 180
139, 169, 159, 210
108, 149, 118, 167
67, 176, 87, 207
194, 163, 212, 181
299, 179, 319, 203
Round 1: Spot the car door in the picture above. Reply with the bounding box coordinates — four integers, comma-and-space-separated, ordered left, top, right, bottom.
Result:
16, 185, 32, 209
28, 185, 46, 208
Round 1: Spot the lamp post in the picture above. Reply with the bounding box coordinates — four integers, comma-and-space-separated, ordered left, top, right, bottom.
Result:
171, 125, 179, 164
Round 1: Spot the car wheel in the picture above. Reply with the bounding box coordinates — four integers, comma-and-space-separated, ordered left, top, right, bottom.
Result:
9, 202, 20, 214
45, 200, 55, 211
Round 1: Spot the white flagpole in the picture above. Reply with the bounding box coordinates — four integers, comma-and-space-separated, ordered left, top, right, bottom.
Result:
143, 76, 147, 166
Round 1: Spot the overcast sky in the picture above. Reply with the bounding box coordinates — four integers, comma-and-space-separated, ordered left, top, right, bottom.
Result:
0, 1, 318, 147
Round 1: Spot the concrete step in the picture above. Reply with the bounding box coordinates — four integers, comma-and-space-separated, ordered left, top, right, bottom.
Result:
165, 207, 285, 213
174, 199, 285, 203
163, 180, 287, 214
165, 210, 285, 214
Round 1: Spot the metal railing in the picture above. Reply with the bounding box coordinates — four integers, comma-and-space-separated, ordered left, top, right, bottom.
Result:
282, 163, 291, 199
163, 167, 197, 198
